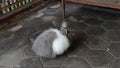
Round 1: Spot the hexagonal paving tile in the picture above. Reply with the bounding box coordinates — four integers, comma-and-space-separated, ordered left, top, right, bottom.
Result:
11, 25, 36, 48
43, 8, 61, 15
14, 24, 36, 38
67, 16, 79, 23
65, 3, 83, 16
86, 50, 115, 68
41, 56, 67, 67
0, 31, 15, 55
51, 16, 63, 28
111, 59, 120, 68
29, 31, 42, 43
72, 15, 85, 21
28, 19, 54, 31
102, 21, 120, 30
100, 13, 119, 20
0, 66, 10, 68
77, 7, 102, 18
67, 43, 91, 58
68, 22, 87, 31
85, 36, 110, 50
85, 26, 106, 36
41, 15, 61, 23
84, 18, 104, 25
15, 57, 43, 68
43, 66, 59, 68
68, 31, 88, 42
106, 31, 120, 42
60, 57, 92, 68
0, 48, 28, 67
109, 43, 120, 58
23, 45, 36, 57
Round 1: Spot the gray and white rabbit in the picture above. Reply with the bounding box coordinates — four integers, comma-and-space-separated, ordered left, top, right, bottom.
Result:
32, 21, 70, 58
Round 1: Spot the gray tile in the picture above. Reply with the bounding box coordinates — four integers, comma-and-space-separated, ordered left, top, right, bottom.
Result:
0, 32, 15, 55
51, 16, 63, 28
109, 43, 120, 58
76, 7, 102, 18
100, 13, 120, 20
27, 19, 54, 31
69, 22, 87, 31
0, 66, 12, 68
67, 43, 91, 58
84, 18, 104, 25
64, 30, 90, 57
43, 8, 61, 15
68, 31, 88, 43
0, 31, 14, 41
72, 15, 85, 21
102, 21, 120, 30
29, 31, 42, 43
86, 36, 110, 50
61, 57, 92, 68
0, 42, 11, 56
0, 48, 28, 66
43, 65, 59, 68
14, 25, 36, 38
85, 26, 106, 36
111, 59, 120, 68
67, 16, 79, 23
16, 57, 43, 68
106, 31, 120, 42
41, 15, 62, 24
86, 50, 115, 68
23, 45, 36, 57
8, 26, 36, 49
65, 3, 84, 16
0, 66, 7, 68
41, 56, 67, 66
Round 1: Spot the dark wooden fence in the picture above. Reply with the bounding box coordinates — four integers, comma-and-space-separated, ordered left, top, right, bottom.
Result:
0, 0, 59, 30
0, 0, 32, 14
0, 0, 45, 30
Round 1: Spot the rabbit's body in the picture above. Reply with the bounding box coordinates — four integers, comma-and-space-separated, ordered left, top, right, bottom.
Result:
32, 28, 70, 58
52, 29, 70, 55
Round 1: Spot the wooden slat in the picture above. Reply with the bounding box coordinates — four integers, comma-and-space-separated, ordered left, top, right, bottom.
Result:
62, 0, 65, 19
66, 0, 120, 9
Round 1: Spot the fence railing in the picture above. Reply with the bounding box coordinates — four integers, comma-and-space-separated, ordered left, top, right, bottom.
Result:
0, 0, 32, 14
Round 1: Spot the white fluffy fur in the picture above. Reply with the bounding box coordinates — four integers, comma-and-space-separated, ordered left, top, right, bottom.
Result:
51, 29, 70, 55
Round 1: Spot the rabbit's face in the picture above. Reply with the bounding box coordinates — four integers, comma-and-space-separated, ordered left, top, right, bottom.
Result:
60, 21, 69, 35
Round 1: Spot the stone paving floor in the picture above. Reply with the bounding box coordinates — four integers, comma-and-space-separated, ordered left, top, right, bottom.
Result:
0, 2, 120, 68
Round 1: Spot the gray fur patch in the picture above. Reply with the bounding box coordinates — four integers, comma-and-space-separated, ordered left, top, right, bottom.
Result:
32, 29, 57, 58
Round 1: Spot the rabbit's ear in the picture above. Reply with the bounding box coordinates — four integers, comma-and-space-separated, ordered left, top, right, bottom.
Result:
60, 21, 68, 35
61, 20, 68, 28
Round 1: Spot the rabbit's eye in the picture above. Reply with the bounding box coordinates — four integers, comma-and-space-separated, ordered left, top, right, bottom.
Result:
62, 27, 66, 29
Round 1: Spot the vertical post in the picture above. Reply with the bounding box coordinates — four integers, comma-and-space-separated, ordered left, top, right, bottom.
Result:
18, 0, 21, 7
14, 0, 18, 8
9, 0, 14, 11
1, 0, 6, 14
26, 0, 29, 3
61, 0, 65, 19
22, 0, 25, 5
0, 0, 2, 13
